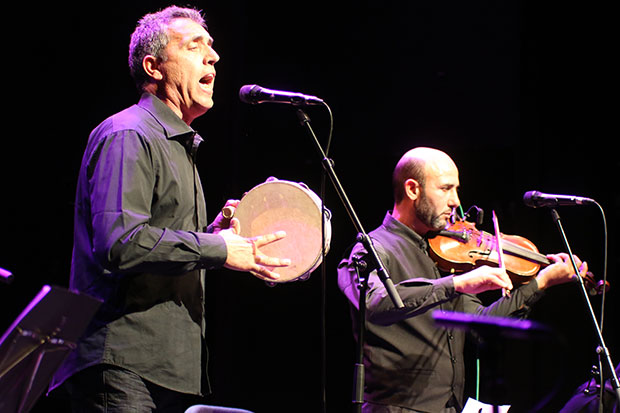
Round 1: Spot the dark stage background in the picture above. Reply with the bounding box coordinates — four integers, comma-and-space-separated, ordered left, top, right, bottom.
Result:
1, 1, 617, 412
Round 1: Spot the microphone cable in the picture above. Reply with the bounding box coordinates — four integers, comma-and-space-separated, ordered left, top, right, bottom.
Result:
318, 101, 333, 413
592, 200, 609, 410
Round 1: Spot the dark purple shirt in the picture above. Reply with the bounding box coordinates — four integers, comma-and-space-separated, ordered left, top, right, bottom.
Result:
338, 212, 545, 412
51, 93, 227, 396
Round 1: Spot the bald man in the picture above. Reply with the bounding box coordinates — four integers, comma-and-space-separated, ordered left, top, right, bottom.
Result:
338, 147, 587, 413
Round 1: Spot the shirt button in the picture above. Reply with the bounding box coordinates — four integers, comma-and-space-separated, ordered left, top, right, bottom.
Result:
451, 357, 457, 364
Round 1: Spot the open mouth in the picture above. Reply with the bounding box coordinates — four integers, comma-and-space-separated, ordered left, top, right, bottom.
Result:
199, 73, 215, 91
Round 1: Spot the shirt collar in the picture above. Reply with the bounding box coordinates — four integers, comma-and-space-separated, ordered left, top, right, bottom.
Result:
138, 93, 204, 156
381, 211, 429, 252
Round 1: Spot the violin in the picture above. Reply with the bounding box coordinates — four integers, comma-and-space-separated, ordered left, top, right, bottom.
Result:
427, 217, 609, 295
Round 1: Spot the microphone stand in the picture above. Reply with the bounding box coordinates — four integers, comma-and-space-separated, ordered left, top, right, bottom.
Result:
549, 208, 620, 408
295, 108, 404, 413
352, 258, 369, 413
295, 109, 403, 309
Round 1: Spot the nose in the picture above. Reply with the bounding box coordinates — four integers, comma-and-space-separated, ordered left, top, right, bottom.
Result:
448, 188, 460, 209
206, 46, 219, 66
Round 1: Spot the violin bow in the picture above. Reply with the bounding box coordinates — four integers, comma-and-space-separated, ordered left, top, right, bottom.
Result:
492, 210, 511, 297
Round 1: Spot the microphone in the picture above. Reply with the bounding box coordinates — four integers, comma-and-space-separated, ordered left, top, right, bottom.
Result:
0, 267, 13, 284
523, 190, 595, 208
239, 84, 324, 106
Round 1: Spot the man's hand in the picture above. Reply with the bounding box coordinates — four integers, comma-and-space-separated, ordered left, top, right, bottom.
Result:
535, 253, 588, 290
218, 218, 291, 280
453, 265, 514, 294
210, 199, 240, 234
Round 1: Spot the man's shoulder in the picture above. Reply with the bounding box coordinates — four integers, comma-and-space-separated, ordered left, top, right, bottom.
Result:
103, 104, 159, 134
89, 103, 164, 144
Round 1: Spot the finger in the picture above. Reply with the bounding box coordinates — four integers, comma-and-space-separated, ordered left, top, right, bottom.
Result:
251, 266, 281, 280
578, 260, 589, 278
496, 278, 512, 292
253, 231, 287, 247
230, 218, 241, 235
493, 268, 513, 290
225, 199, 240, 207
255, 254, 292, 267
547, 252, 570, 265
545, 253, 562, 265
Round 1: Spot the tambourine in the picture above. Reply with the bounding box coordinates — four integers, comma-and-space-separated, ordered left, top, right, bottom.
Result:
232, 177, 331, 283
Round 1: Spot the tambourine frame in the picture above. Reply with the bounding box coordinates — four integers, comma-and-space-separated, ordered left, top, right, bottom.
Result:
233, 178, 331, 283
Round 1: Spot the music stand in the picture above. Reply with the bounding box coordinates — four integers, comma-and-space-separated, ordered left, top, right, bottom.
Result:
0, 285, 101, 413
433, 311, 556, 412
433, 310, 553, 341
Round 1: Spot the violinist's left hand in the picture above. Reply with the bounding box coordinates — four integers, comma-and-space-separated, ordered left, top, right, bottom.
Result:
535, 253, 588, 290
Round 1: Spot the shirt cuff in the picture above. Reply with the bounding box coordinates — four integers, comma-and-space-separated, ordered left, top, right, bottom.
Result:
195, 232, 227, 269
519, 277, 546, 304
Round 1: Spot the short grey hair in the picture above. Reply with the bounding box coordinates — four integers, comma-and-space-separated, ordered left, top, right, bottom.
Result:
128, 6, 207, 91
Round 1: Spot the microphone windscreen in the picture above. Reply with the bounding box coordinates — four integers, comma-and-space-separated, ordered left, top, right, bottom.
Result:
522, 190, 540, 207
239, 84, 259, 104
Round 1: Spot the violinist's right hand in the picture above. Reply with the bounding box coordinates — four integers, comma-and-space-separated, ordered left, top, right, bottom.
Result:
453, 265, 514, 294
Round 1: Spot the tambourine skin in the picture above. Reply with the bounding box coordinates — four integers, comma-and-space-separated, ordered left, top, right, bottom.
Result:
233, 179, 331, 283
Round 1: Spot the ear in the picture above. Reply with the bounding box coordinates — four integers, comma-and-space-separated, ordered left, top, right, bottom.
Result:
142, 55, 164, 81
404, 178, 421, 201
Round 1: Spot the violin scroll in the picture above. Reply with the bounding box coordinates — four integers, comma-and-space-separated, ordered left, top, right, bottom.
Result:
584, 272, 610, 296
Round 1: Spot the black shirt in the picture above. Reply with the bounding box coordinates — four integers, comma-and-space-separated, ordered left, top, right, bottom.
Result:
51, 93, 227, 396
338, 212, 545, 412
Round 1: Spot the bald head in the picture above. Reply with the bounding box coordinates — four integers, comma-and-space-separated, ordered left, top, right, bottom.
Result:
392, 147, 457, 203
391, 147, 460, 234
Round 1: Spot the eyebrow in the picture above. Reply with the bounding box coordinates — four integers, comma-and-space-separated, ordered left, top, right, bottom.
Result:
189, 34, 213, 46
436, 179, 459, 190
